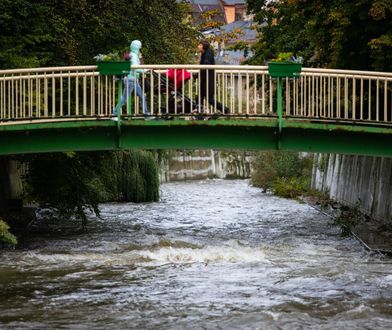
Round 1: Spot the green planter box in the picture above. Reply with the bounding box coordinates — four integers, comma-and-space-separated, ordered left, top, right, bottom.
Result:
268, 62, 302, 78
97, 61, 130, 76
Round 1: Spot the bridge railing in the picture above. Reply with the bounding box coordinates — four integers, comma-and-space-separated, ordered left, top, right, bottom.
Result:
288, 68, 392, 124
0, 66, 113, 121
0, 65, 391, 125
129, 64, 271, 116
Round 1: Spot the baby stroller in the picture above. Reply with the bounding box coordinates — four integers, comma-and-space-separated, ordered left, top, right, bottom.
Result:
153, 69, 198, 115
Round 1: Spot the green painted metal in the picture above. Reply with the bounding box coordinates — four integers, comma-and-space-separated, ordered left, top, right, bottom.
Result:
268, 62, 302, 78
0, 118, 391, 157
276, 77, 283, 151
116, 79, 122, 146
97, 61, 130, 76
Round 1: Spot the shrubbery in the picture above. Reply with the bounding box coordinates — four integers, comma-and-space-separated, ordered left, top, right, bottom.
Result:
251, 151, 313, 198
23, 150, 160, 228
0, 219, 17, 246
99, 150, 160, 203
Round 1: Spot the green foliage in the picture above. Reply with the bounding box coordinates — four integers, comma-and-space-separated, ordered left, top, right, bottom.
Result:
94, 52, 123, 62
251, 151, 313, 198
23, 152, 107, 228
0, 219, 17, 246
247, 0, 392, 71
333, 204, 362, 237
317, 154, 330, 173
22, 150, 160, 229
274, 177, 309, 199
0, 0, 198, 69
228, 41, 250, 57
271, 52, 293, 62
199, 9, 225, 31
1, 0, 183, 230
99, 150, 160, 203
251, 152, 277, 190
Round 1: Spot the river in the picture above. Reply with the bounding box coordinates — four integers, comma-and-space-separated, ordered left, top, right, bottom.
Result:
1, 180, 392, 329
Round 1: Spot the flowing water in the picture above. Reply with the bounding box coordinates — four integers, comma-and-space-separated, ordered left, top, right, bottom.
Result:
1, 180, 392, 329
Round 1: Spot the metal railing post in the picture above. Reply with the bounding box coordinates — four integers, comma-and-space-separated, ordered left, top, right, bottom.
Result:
276, 77, 283, 150
127, 94, 133, 115
277, 77, 283, 133
0, 64, 391, 125
116, 78, 122, 148
117, 78, 122, 120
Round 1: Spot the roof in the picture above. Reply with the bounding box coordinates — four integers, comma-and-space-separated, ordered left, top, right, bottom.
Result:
215, 49, 253, 65
221, 0, 246, 5
179, 0, 245, 6
219, 20, 258, 43
182, 0, 227, 27
181, 0, 220, 4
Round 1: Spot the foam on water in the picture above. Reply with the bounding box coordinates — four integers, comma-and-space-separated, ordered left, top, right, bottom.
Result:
140, 244, 270, 264
1, 180, 392, 329
11, 240, 270, 269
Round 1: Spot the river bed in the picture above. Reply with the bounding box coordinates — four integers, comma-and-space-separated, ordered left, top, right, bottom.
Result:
1, 180, 392, 329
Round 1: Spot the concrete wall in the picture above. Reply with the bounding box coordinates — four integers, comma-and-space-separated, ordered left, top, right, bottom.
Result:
160, 150, 252, 182
0, 158, 25, 215
0, 157, 11, 215
312, 154, 392, 223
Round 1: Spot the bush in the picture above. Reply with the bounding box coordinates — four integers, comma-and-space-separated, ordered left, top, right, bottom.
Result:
251, 151, 313, 197
23, 152, 105, 228
99, 150, 160, 203
22, 150, 160, 229
0, 219, 17, 246
250, 152, 277, 191
274, 177, 309, 199
333, 205, 362, 237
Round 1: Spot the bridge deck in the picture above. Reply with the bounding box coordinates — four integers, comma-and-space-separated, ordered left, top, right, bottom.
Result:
0, 117, 391, 157
0, 64, 391, 156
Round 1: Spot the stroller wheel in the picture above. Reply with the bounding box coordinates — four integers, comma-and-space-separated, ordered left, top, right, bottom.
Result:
192, 111, 206, 120
162, 114, 174, 120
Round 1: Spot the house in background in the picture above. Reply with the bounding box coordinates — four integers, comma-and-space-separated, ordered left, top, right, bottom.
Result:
184, 0, 226, 28
219, 20, 258, 47
179, 0, 259, 64
220, 0, 252, 23
181, 0, 251, 26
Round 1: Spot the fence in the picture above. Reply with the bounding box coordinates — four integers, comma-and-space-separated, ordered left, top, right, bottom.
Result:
0, 65, 391, 125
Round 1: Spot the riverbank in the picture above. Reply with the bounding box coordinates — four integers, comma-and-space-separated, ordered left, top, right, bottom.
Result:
301, 194, 392, 256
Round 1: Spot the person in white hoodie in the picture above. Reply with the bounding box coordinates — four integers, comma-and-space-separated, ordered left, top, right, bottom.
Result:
113, 40, 150, 116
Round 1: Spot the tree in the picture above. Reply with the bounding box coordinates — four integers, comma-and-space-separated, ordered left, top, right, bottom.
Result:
23, 150, 160, 229
0, 0, 198, 69
23, 152, 107, 228
247, 0, 392, 71
0, 1, 185, 234
251, 151, 313, 198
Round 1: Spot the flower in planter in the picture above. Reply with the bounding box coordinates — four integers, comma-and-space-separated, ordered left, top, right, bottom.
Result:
271, 52, 303, 64
268, 52, 303, 78
93, 52, 122, 62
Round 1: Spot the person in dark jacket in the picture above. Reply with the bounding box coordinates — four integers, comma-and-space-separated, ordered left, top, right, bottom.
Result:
197, 40, 229, 114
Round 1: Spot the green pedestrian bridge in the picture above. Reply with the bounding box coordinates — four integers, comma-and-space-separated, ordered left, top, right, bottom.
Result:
0, 64, 391, 157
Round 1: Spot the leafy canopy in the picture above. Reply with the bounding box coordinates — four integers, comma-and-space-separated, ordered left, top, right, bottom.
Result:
0, 0, 198, 69
247, 0, 392, 71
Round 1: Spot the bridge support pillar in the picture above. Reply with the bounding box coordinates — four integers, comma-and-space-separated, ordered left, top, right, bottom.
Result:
0, 157, 24, 216
0, 157, 12, 216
